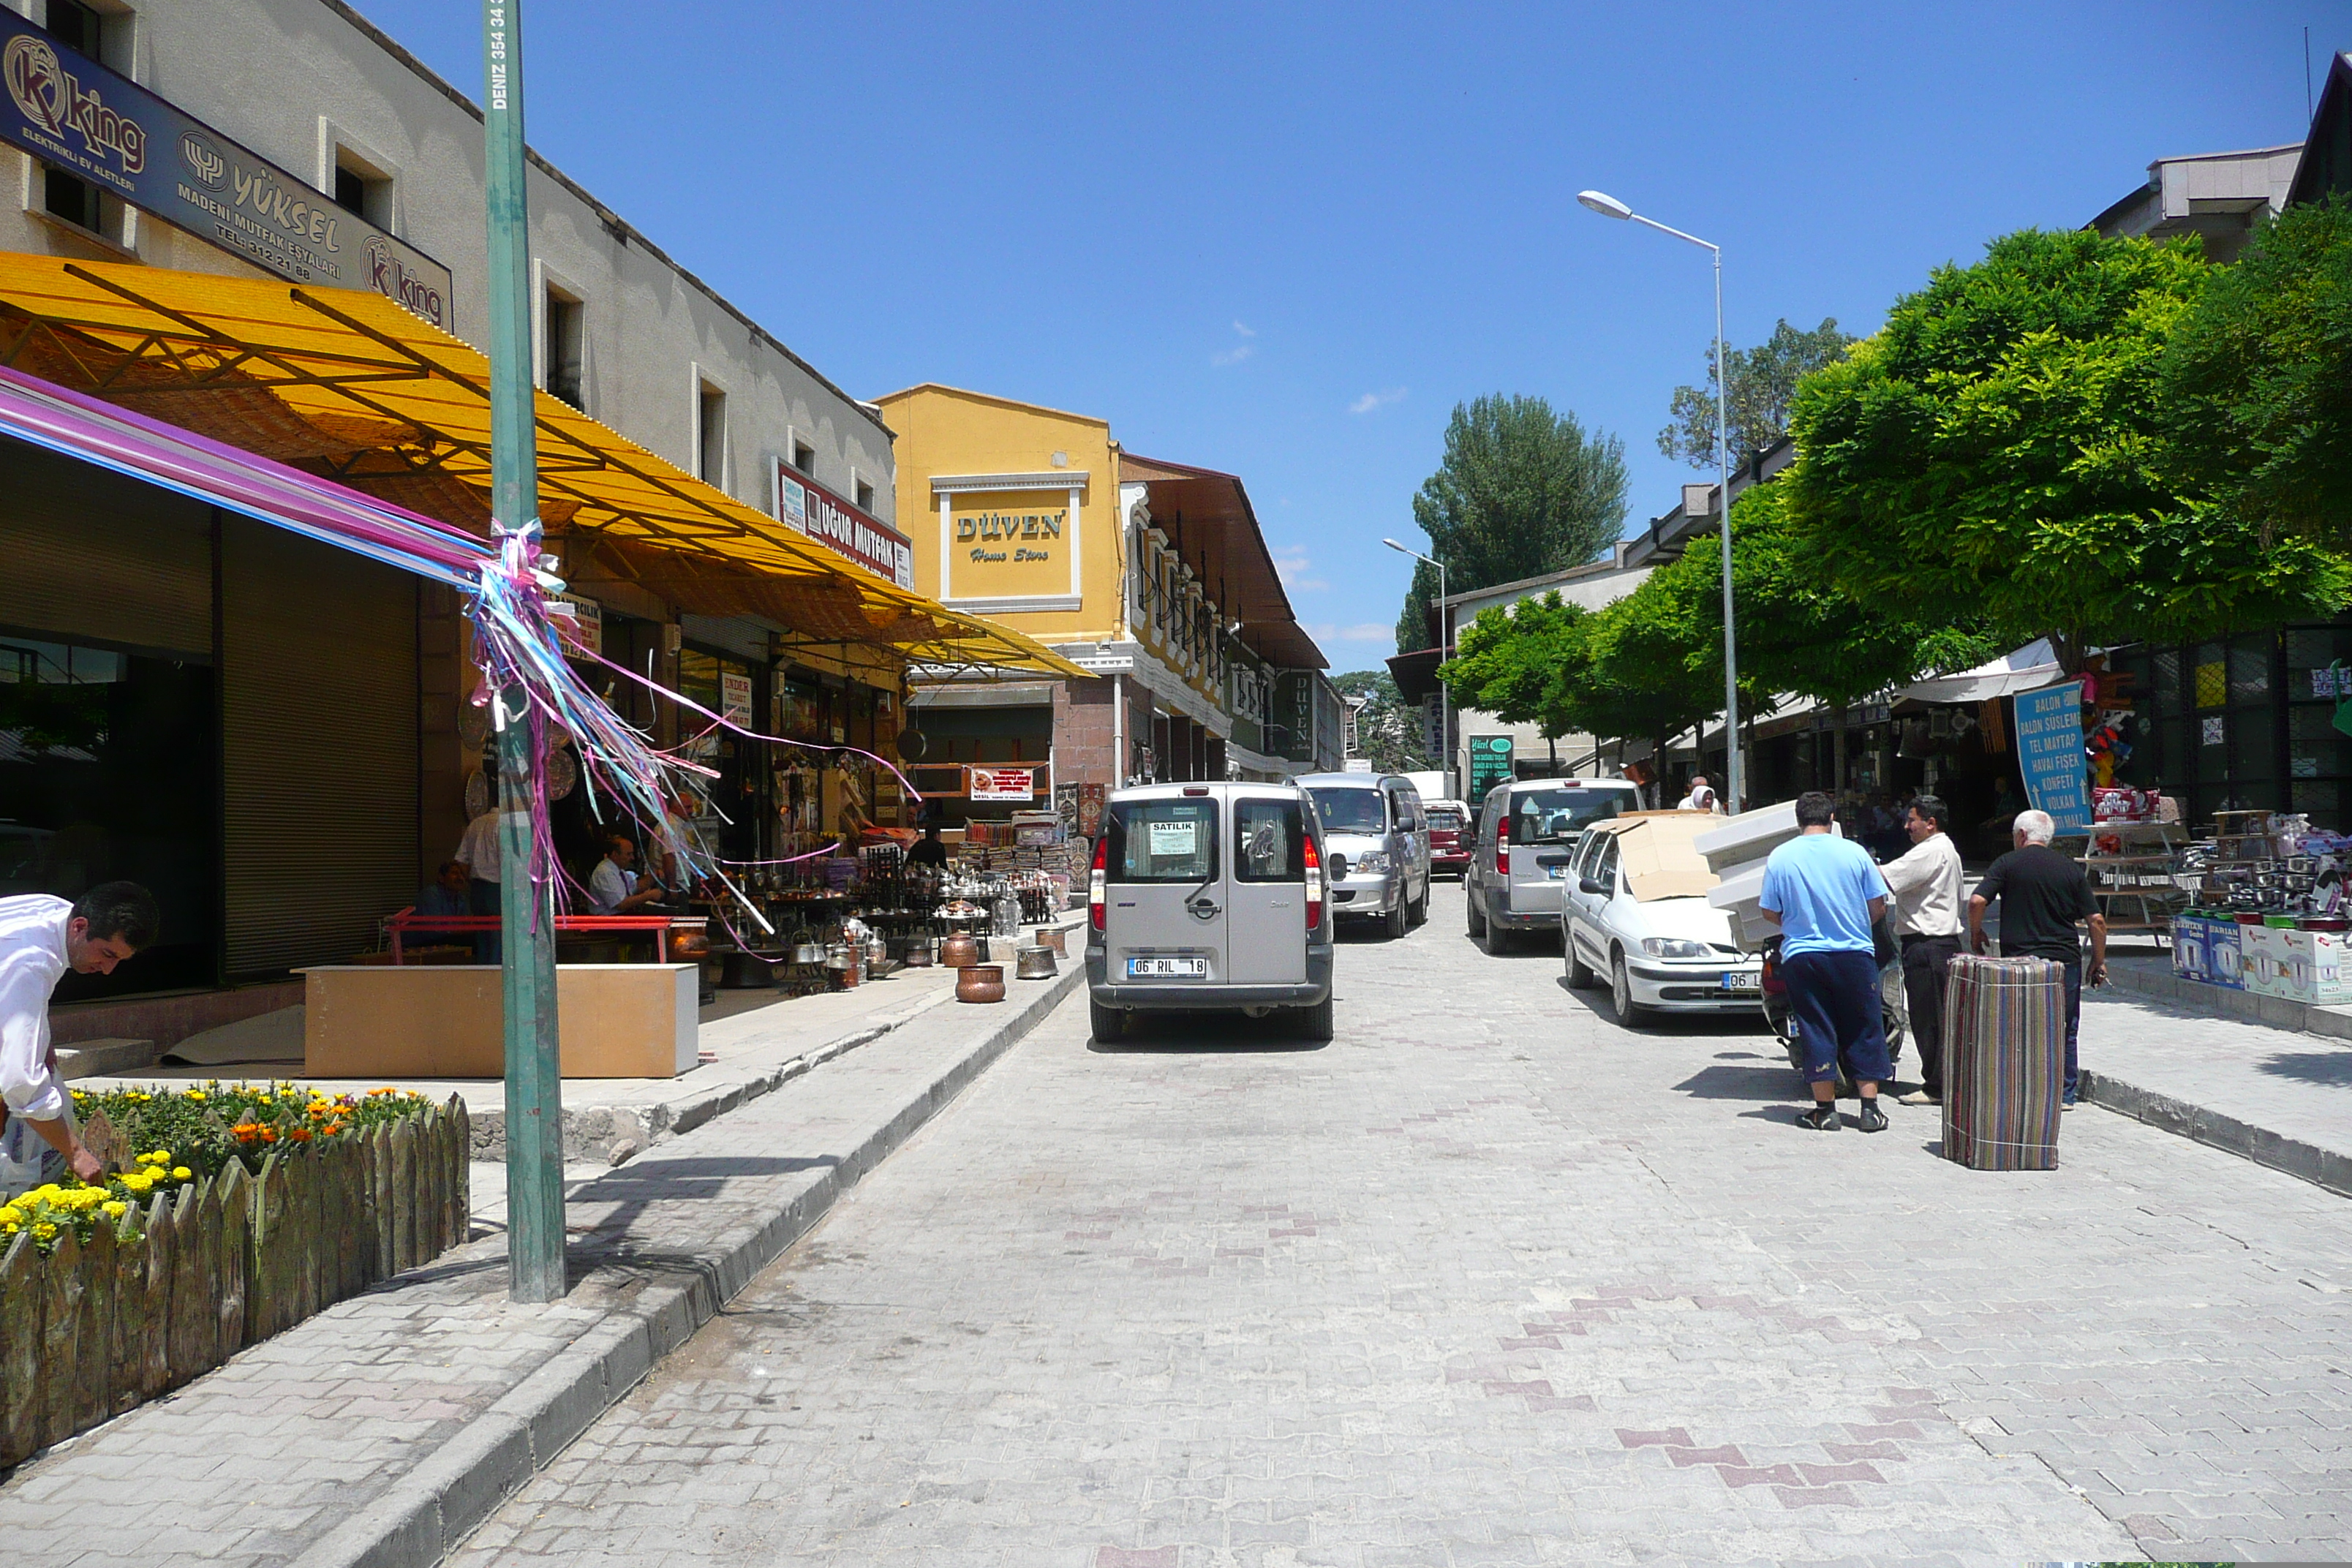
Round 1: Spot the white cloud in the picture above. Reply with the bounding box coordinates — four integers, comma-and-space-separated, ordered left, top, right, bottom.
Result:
1268, 544, 1327, 592
1305, 622, 1393, 643
1349, 387, 1406, 415
1211, 343, 1256, 366
1233, 320, 1256, 337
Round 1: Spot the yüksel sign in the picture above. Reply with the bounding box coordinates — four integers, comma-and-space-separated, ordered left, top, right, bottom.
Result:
776, 460, 914, 589
968, 766, 1037, 802
0, 14, 453, 326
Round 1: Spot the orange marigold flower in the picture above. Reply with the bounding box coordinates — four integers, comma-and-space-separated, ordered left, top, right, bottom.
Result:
288, 1128, 313, 1143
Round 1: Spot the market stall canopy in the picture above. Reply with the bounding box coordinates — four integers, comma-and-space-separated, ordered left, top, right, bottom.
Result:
0, 255, 1085, 679
1588, 811, 1725, 902
1898, 639, 2062, 705
1117, 451, 1326, 671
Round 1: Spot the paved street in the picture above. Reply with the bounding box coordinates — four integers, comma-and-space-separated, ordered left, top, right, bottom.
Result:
452, 881, 2352, 1567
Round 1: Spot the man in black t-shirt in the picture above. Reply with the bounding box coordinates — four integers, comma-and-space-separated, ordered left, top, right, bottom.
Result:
1968, 807, 2108, 1107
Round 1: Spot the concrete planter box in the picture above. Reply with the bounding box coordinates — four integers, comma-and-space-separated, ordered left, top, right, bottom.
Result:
299, 963, 698, 1079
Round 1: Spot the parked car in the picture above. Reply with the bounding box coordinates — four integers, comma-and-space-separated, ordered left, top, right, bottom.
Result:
1423, 799, 1473, 878
1294, 772, 1431, 938
1085, 780, 1335, 1042
1558, 813, 1762, 1026
1466, 777, 1643, 953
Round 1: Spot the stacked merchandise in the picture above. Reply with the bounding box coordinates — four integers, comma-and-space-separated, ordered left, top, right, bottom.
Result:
2169, 811, 2352, 1000
1940, 953, 2065, 1172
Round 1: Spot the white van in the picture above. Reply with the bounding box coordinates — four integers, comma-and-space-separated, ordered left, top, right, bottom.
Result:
1085, 781, 1335, 1041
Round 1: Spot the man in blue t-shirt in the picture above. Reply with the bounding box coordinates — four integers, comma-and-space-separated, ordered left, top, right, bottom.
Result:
1760, 791, 1891, 1132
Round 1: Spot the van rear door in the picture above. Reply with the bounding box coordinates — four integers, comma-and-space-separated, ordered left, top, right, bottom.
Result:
1104, 792, 1226, 984
1227, 793, 1308, 984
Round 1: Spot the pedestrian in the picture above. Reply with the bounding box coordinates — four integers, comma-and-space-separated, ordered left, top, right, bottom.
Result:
1881, 795, 1964, 1107
1677, 774, 1720, 813
0, 883, 159, 1190
1760, 791, 1892, 1132
1969, 808, 2106, 1108
454, 798, 503, 960
905, 823, 949, 869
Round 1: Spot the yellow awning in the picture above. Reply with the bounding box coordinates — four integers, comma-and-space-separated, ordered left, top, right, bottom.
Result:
0, 254, 1088, 679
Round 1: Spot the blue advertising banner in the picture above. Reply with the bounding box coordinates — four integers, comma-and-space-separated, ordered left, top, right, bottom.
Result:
0, 14, 452, 327
2013, 680, 2091, 832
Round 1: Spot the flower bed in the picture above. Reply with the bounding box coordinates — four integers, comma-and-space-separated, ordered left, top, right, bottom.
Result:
0, 1081, 470, 1466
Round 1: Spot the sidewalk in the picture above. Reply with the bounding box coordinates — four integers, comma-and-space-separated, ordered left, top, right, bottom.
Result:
2081, 951, 2352, 1199
0, 956, 1086, 1568
73, 921, 1082, 1164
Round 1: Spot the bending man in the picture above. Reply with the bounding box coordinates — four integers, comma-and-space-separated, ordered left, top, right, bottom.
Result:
0, 883, 159, 1185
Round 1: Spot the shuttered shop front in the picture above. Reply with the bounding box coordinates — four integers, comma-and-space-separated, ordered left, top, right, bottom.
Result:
222, 516, 419, 978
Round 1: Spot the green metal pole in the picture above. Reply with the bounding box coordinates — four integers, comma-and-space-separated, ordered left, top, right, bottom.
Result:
483, 0, 565, 1303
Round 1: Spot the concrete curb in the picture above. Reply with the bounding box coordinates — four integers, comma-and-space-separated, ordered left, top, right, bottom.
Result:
298, 962, 1084, 1568
2105, 957, 2352, 1043
2079, 1067, 2352, 1201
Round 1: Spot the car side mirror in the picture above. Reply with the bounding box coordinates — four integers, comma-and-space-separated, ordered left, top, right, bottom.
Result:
1580, 875, 1606, 895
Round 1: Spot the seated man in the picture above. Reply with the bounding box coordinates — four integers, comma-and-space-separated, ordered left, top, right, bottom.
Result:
588, 834, 664, 916
415, 860, 472, 919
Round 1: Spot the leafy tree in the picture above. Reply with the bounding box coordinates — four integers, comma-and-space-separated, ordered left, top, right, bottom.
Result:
2161, 197, 2352, 551
1786, 227, 2352, 674
1395, 394, 1628, 651
1658, 317, 1857, 469
1331, 669, 1432, 772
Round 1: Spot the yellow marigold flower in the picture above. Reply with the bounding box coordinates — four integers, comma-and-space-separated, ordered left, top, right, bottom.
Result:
32, 1222, 55, 1239
187, 1090, 206, 1101
102, 1201, 126, 1218
172, 1166, 191, 1180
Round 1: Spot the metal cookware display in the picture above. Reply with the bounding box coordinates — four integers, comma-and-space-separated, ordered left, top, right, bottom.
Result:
955, 964, 1006, 1003
1014, 945, 1056, 980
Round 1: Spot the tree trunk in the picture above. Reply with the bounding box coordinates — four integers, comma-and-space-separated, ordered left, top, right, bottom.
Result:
1833, 703, 1850, 794
2048, 630, 2087, 676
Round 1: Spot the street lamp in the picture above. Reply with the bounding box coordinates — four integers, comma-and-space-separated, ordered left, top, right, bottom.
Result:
1383, 538, 1450, 796
1578, 188, 1741, 813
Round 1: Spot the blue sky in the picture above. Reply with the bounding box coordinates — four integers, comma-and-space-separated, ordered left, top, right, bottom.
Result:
358, 1, 2338, 667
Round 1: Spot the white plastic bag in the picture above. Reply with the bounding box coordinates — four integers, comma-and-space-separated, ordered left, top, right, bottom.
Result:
0, 1101, 72, 1198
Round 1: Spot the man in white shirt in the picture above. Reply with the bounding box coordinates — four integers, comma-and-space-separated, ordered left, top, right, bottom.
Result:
588, 835, 662, 916
1, 883, 157, 1187
1676, 774, 1720, 813
455, 804, 504, 960
1879, 794, 1965, 1106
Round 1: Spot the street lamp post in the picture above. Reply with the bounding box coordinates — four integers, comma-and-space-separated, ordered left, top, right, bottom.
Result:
1577, 189, 1741, 813
1383, 539, 1450, 796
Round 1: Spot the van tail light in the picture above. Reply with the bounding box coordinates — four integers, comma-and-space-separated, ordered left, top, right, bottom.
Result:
1303, 834, 1324, 930
1090, 833, 1109, 932
1495, 815, 1510, 876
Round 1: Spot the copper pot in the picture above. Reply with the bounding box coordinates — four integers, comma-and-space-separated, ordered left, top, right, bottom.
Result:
1015, 945, 1057, 979
1033, 925, 1067, 957
939, 931, 981, 968
955, 963, 1005, 1003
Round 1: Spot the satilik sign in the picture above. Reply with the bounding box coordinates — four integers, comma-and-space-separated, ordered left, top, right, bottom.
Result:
0, 14, 453, 325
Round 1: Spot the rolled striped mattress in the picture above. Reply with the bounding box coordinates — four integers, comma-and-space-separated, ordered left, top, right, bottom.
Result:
1940, 953, 2064, 1172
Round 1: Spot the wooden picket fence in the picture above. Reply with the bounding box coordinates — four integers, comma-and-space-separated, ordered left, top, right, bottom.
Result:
0, 1095, 470, 1466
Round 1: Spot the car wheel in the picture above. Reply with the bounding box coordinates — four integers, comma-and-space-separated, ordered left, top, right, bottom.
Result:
1088, 998, 1126, 1043
1294, 994, 1334, 1042
1482, 916, 1512, 956
1565, 934, 1596, 989
1467, 889, 1488, 938
1609, 951, 1646, 1028
1408, 883, 1428, 927
1385, 896, 1407, 941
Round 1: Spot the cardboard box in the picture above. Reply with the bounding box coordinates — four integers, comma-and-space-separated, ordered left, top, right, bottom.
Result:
2240, 923, 2302, 999
2204, 917, 2245, 990
2171, 915, 2209, 981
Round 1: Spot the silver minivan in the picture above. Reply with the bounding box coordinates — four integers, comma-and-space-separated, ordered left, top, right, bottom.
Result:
1464, 777, 1643, 953
1293, 772, 1431, 938
1086, 781, 1335, 1041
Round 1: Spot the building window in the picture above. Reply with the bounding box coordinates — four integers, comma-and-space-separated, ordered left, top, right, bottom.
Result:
329, 151, 393, 227
45, 1, 102, 53
854, 477, 875, 513
792, 439, 815, 475
697, 382, 727, 490
543, 286, 584, 410
42, 162, 102, 233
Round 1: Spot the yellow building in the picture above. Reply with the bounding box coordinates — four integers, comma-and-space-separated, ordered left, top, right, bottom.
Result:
875, 383, 1337, 820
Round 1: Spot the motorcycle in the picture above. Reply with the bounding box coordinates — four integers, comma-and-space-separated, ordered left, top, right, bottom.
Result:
1757, 918, 1910, 1093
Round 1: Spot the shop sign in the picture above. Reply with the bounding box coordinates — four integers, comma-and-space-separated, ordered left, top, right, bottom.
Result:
551, 592, 602, 655
720, 670, 753, 728
968, 766, 1036, 802
2013, 681, 2091, 832
776, 461, 914, 589
0, 14, 453, 326
1271, 671, 1316, 762
1468, 734, 1514, 801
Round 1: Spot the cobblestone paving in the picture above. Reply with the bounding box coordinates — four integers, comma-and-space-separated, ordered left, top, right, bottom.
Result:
453, 883, 2352, 1567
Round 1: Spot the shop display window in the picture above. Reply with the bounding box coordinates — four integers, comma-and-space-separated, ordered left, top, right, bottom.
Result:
0, 635, 219, 997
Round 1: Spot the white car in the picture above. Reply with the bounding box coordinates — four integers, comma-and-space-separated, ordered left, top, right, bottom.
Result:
1558, 815, 1762, 1027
